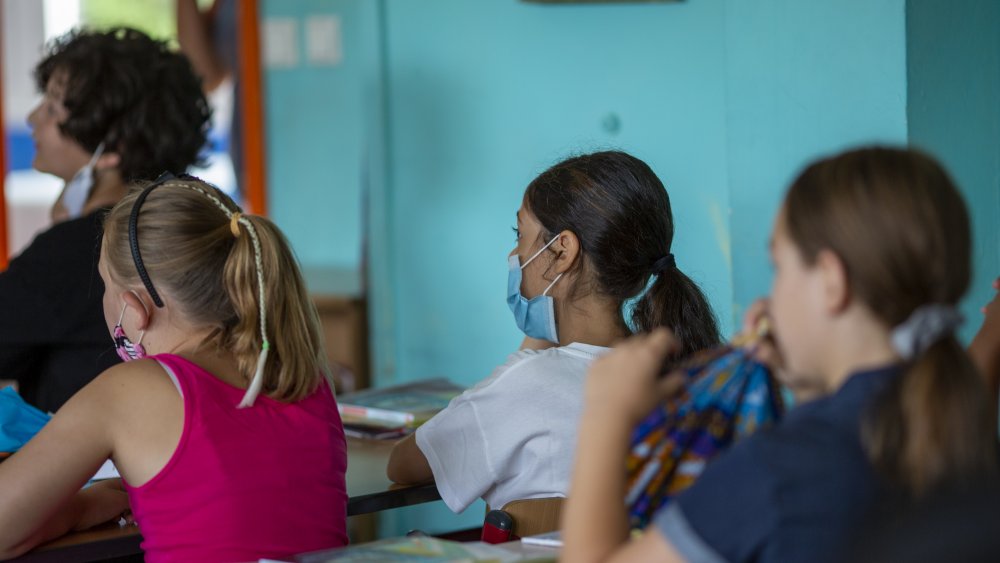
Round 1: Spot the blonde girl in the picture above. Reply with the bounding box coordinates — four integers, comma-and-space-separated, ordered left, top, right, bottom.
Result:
0, 176, 348, 561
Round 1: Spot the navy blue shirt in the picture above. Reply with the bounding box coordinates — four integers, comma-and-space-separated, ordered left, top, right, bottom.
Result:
655, 364, 901, 563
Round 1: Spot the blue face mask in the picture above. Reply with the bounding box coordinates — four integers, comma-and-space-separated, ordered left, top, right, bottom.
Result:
507, 236, 563, 343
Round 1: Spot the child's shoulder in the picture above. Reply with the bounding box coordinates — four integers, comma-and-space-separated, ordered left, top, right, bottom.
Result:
739, 396, 870, 479
470, 344, 599, 393
504, 345, 593, 373
91, 358, 179, 403
53, 359, 181, 441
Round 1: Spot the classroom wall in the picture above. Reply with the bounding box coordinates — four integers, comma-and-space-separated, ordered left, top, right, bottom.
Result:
380, 0, 734, 384
261, 0, 1000, 539
377, 0, 736, 534
373, 0, 908, 536
260, 0, 379, 276
372, 0, 909, 401
907, 0, 1000, 342
725, 0, 909, 318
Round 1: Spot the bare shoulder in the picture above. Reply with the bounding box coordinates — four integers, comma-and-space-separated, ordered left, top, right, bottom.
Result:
80, 359, 181, 419
91, 358, 174, 390
80, 359, 184, 484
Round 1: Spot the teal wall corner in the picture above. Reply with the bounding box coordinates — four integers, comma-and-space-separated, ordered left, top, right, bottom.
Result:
906, 0, 1000, 343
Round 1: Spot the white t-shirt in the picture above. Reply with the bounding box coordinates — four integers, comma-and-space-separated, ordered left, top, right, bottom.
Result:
415, 342, 609, 513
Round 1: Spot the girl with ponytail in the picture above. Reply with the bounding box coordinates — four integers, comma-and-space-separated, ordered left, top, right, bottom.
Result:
388, 150, 721, 515
0, 176, 348, 561
563, 147, 999, 563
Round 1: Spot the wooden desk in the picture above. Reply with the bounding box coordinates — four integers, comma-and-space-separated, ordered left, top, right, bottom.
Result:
345, 439, 440, 515
12, 438, 440, 562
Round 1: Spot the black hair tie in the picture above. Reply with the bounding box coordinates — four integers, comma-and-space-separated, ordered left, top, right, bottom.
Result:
651, 253, 676, 274
128, 171, 177, 308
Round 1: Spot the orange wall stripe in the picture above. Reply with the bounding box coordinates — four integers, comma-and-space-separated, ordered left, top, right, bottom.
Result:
238, 0, 267, 216
0, 5, 9, 269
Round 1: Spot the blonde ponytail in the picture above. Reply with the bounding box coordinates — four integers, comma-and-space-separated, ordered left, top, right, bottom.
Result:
222, 215, 330, 403
103, 178, 330, 404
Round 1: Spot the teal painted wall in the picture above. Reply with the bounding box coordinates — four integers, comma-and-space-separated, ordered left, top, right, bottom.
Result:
262, 0, 380, 274
258, 0, 1000, 540
370, 0, 908, 536
381, 0, 733, 383
907, 0, 1000, 342
378, 0, 736, 534
725, 0, 909, 319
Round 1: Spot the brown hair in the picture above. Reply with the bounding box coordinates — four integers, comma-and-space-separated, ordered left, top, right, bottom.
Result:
524, 151, 721, 359
785, 146, 997, 495
103, 178, 329, 402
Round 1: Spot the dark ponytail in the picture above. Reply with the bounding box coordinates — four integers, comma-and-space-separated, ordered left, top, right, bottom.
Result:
525, 150, 721, 360
632, 266, 722, 359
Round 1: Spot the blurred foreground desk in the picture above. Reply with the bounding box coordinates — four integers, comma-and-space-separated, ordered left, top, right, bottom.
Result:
13, 439, 440, 562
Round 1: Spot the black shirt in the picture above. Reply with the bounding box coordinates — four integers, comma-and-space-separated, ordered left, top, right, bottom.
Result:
657, 364, 902, 563
0, 210, 120, 412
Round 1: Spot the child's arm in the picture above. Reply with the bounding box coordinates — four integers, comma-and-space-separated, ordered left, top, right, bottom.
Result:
561, 329, 687, 563
970, 277, 1000, 401
386, 434, 433, 484
0, 368, 132, 558
175, 0, 228, 91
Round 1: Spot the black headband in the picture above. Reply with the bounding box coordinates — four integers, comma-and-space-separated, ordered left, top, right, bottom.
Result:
128, 171, 177, 308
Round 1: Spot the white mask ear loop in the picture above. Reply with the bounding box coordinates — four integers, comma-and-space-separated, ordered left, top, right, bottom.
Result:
118, 299, 147, 346
520, 235, 561, 270
541, 273, 564, 297
88, 142, 106, 168
522, 235, 565, 296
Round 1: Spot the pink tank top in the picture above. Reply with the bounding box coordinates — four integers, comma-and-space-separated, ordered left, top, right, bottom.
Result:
122, 354, 348, 562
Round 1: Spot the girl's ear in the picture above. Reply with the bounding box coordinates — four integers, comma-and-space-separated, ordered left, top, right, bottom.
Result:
95, 151, 121, 171
122, 289, 152, 331
816, 248, 851, 314
550, 230, 581, 275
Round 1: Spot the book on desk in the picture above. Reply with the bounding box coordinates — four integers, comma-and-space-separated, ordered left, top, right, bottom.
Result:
296, 535, 549, 562
337, 378, 464, 439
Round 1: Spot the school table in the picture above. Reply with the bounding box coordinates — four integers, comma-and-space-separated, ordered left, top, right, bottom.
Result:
11, 437, 440, 562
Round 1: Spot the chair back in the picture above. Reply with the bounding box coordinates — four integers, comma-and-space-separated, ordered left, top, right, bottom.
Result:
488, 497, 565, 538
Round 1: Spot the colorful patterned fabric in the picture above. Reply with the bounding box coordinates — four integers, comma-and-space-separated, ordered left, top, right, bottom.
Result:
625, 344, 784, 530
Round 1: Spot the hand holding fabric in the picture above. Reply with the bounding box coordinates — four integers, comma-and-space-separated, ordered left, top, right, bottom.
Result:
584, 329, 685, 428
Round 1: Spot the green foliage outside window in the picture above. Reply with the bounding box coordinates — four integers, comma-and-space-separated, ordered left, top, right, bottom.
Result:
79, 0, 217, 43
